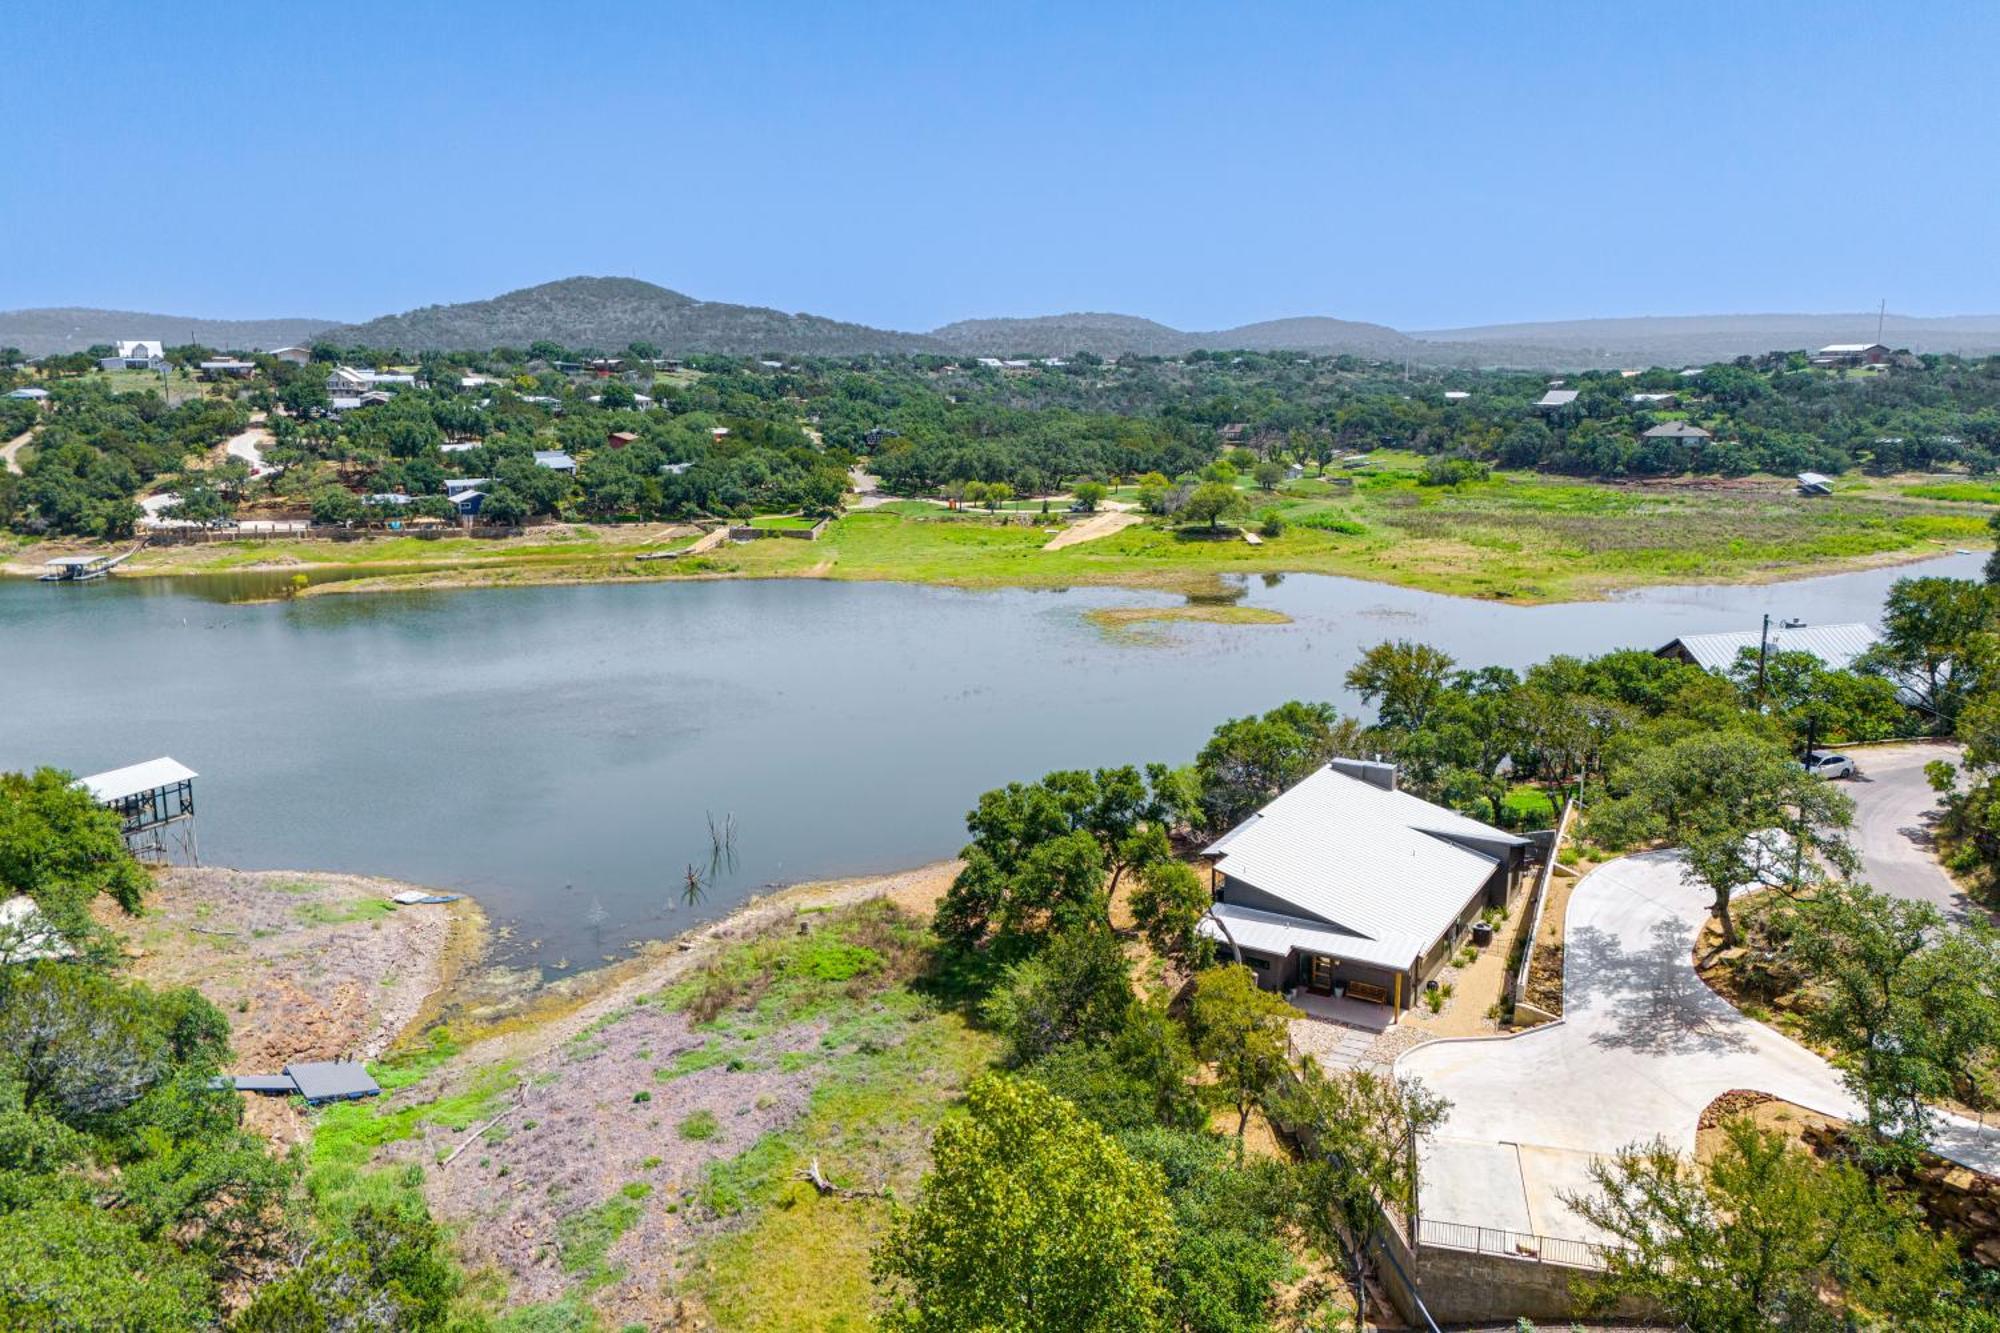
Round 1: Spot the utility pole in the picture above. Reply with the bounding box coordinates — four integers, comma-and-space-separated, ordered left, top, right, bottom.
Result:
1757, 612, 1772, 705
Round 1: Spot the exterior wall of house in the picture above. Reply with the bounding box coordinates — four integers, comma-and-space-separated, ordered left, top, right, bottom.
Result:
1232, 945, 1290, 990
1318, 957, 1407, 1006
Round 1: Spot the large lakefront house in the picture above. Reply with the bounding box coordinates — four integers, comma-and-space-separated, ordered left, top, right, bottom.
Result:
1200, 759, 1533, 1013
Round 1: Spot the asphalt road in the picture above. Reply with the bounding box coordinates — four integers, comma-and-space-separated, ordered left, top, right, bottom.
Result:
1840, 740, 1973, 917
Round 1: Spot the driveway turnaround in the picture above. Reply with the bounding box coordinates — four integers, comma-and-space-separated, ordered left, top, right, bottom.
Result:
1397, 851, 2000, 1246
1843, 741, 1975, 917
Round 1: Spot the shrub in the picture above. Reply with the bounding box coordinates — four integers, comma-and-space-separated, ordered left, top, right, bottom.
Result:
679, 1110, 719, 1141
1420, 455, 1491, 487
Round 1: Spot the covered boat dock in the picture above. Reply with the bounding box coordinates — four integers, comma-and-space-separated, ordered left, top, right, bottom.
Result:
79, 757, 199, 863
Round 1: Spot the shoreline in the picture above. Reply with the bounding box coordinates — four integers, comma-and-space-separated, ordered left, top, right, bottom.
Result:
428, 858, 963, 1054
114, 856, 962, 1079
3, 527, 1985, 608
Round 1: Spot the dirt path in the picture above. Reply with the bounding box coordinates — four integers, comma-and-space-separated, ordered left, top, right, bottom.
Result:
0, 428, 32, 476
1043, 509, 1141, 550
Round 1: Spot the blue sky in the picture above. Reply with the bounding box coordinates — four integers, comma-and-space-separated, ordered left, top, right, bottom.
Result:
3, 2, 1994, 330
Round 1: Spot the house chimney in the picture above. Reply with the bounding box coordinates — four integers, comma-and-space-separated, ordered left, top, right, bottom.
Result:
1329, 757, 1398, 792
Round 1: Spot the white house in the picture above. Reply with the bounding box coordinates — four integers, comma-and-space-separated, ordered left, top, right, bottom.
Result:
532, 450, 577, 473
1200, 760, 1532, 1012
101, 340, 165, 371
326, 366, 417, 394
270, 346, 312, 365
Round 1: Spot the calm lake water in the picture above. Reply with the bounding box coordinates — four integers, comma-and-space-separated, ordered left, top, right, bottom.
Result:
2, 555, 1979, 971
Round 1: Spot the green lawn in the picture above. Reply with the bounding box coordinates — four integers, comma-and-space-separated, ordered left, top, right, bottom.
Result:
1902, 481, 2000, 505
747, 515, 820, 531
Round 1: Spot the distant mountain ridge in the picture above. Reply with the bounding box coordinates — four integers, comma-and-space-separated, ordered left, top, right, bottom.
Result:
326, 277, 942, 357
1415, 312, 2000, 367
931, 312, 1415, 359
8, 278, 2000, 367
0, 308, 335, 358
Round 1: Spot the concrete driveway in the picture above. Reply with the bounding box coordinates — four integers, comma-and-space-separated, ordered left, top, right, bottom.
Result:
1397, 851, 2000, 1245
1842, 741, 1974, 917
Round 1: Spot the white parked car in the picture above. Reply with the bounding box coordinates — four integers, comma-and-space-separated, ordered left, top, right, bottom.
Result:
1803, 751, 1856, 780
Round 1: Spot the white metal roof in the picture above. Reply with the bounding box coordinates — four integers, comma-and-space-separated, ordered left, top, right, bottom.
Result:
1819, 343, 1886, 354
1200, 900, 1426, 970
79, 757, 197, 803
0, 895, 73, 963
1535, 389, 1579, 407
1203, 766, 1523, 962
1661, 622, 1879, 674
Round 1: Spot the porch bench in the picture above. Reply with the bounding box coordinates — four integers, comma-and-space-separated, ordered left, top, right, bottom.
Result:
1343, 981, 1389, 1006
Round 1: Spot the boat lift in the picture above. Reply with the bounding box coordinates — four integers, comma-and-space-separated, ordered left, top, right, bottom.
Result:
39, 541, 146, 582
79, 757, 200, 864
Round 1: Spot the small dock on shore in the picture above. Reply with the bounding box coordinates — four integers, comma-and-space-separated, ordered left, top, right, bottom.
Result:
40, 541, 146, 582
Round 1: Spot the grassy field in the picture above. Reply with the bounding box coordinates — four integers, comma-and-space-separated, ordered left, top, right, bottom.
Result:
1902, 481, 2000, 505
28, 463, 1991, 605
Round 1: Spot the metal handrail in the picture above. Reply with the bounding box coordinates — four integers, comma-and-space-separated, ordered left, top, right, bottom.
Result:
1416, 1215, 1614, 1271
1510, 796, 1577, 1011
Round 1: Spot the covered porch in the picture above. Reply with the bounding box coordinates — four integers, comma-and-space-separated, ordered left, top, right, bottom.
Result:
1286, 988, 1396, 1032
1201, 900, 1419, 1015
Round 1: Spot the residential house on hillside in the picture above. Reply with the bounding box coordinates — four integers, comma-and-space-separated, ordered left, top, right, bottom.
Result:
1199, 760, 1533, 1014
1533, 388, 1579, 410
100, 340, 165, 371
1656, 621, 1879, 674
532, 450, 577, 473
326, 366, 417, 394
5, 387, 50, 402
1797, 471, 1834, 496
197, 358, 256, 379
429, 480, 486, 517
1813, 342, 1891, 368
1640, 421, 1711, 444
270, 346, 313, 365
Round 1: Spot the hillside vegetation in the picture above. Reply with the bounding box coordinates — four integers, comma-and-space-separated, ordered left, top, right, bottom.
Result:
326, 278, 941, 357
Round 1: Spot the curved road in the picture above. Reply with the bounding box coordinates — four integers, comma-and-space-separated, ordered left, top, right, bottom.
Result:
1843, 740, 1974, 917
1398, 851, 2000, 1243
